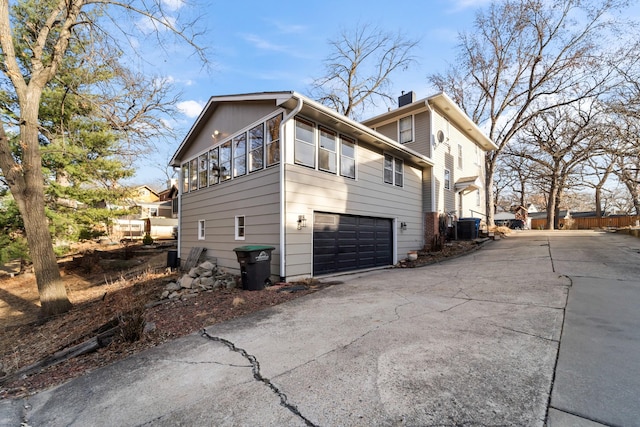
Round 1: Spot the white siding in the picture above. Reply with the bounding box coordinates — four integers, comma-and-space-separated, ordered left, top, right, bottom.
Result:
429, 108, 486, 219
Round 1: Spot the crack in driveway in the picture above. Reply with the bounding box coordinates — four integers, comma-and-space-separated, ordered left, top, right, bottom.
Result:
200, 329, 317, 427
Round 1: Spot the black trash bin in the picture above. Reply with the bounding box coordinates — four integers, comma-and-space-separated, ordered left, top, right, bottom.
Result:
167, 250, 179, 269
233, 245, 275, 290
459, 217, 481, 238
457, 219, 478, 240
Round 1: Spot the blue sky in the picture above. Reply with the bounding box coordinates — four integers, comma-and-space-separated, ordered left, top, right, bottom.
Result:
131, 0, 493, 188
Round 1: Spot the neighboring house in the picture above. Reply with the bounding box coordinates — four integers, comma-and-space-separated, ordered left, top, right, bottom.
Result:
157, 179, 180, 219
111, 183, 179, 240
170, 91, 497, 281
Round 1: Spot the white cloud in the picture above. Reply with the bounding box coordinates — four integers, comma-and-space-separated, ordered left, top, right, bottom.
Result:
136, 14, 177, 33
177, 100, 205, 118
267, 20, 307, 34
241, 33, 287, 52
162, 0, 185, 12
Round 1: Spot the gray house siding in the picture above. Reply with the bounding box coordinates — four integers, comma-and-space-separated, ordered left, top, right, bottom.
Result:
413, 111, 431, 158
180, 102, 279, 161
422, 167, 434, 213
180, 166, 281, 277
374, 122, 396, 141
283, 138, 423, 279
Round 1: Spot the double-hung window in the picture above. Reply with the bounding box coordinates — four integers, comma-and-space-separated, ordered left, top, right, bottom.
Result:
294, 118, 315, 168
235, 215, 245, 240
249, 124, 264, 173
444, 169, 451, 190
340, 137, 356, 179
399, 116, 413, 144
318, 127, 337, 173
384, 154, 404, 187
266, 114, 282, 167
458, 144, 463, 169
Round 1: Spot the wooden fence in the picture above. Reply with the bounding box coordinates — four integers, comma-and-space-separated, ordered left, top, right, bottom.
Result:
530, 215, 640, 230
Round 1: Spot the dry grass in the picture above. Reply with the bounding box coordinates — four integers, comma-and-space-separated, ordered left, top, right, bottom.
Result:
0, 244, 318, 398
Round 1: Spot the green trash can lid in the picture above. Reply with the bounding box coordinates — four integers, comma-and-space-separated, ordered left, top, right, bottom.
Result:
233, 245, 275, 252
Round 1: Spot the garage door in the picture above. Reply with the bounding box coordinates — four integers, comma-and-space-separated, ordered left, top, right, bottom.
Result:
313, 212, 393, 275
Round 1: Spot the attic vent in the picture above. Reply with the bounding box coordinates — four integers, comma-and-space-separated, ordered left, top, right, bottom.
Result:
398, 91, 415, 108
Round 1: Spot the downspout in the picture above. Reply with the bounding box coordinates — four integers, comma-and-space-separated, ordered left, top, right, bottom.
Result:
279, 95, 303, 282
425, 101, 437, 246
175, 166, 182, 260
425, 101, 437, 212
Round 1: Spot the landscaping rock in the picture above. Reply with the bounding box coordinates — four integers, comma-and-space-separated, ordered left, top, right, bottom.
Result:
180, 276, 194, 289
165, 282, 181, 292
198, 261, 215, 271
200, 277, 215, 289
160, 260, 239, 299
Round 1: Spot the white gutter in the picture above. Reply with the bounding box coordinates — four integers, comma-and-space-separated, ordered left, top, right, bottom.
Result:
279, 95, 303, 281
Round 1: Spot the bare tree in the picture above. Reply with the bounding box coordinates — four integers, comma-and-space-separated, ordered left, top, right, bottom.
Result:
429, 0, 633, 225
309, 23, 419, 119
606, 53, 640, 215
495, 153, 538, 209
581, 153, 617, 217
509, 100, 604, 229
0, 0, 205, 317
615, 155, 640, 215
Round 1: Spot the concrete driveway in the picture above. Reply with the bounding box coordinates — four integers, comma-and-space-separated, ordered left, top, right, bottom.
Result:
4, 230, 633, 426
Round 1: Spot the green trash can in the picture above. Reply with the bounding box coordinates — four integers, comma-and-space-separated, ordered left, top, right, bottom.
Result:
233, 245, 275, 290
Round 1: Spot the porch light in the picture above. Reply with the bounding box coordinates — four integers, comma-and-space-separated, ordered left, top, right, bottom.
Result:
297, 215, 307, 230
400, 222, 407, 230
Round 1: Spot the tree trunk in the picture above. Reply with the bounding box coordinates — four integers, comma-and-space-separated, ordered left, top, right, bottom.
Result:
624, 180, 640, 216
4, 97, 72, 318
485, 154, 496, 226
554, 190, 563, 230
546, 176, 558, 230
595, 184, 603, 218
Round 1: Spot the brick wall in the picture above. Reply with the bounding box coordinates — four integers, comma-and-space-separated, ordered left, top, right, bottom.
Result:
424, 212, 440, 250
